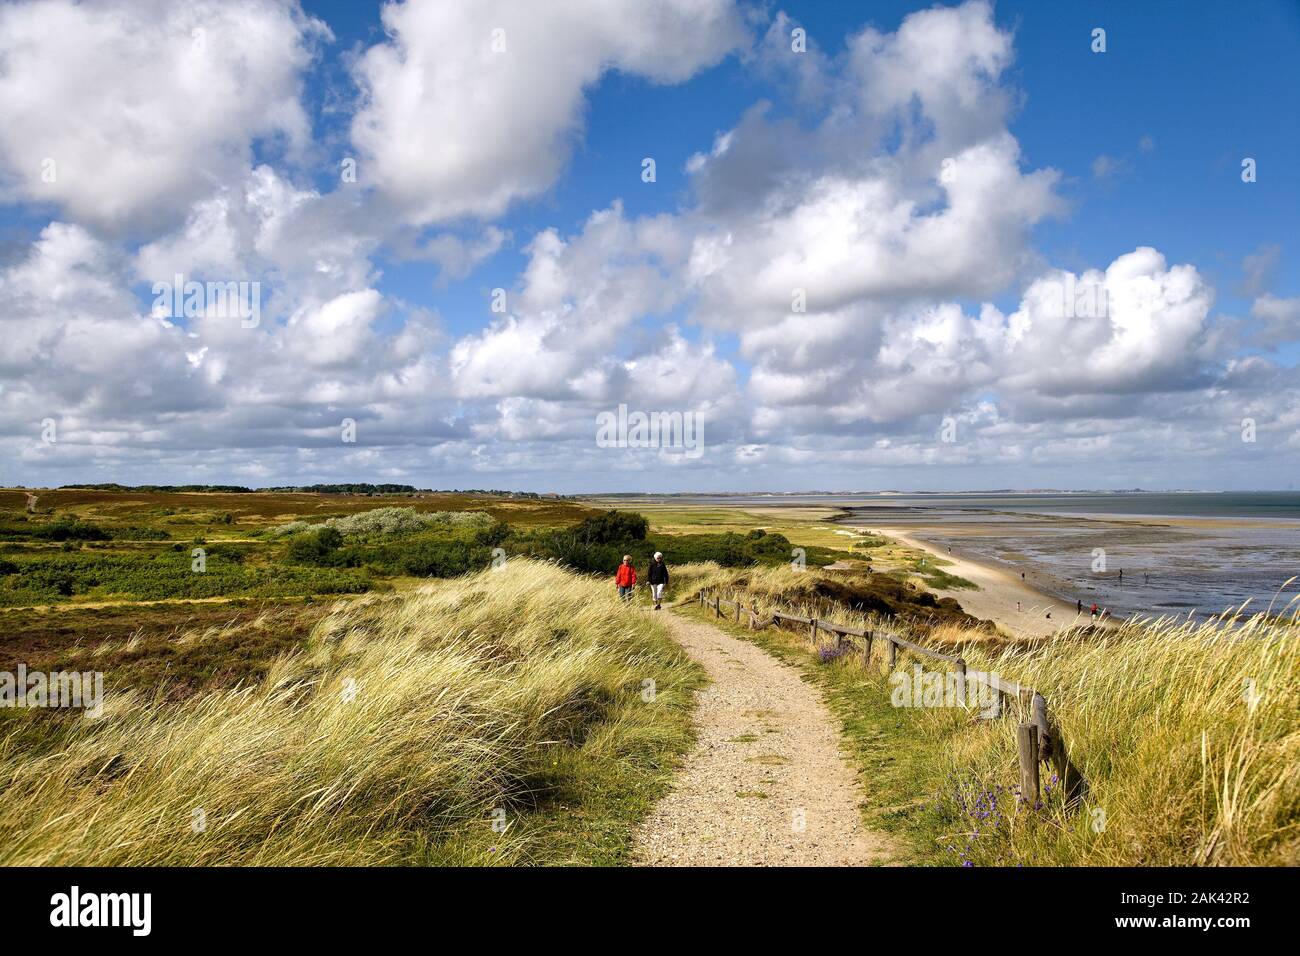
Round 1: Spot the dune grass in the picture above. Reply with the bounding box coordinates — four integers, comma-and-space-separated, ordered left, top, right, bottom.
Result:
948, 611, 1300, 866
0, 559, 702, 866
674, 563, 1300, 866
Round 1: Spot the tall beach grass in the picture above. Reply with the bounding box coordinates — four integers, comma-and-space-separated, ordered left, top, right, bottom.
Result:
0, 559, 701, 865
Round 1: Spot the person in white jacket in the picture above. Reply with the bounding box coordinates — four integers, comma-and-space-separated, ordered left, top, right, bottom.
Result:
647, 551, 669, 610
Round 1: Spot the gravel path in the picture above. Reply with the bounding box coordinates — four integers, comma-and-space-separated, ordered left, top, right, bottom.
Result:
633, 609, 897, 866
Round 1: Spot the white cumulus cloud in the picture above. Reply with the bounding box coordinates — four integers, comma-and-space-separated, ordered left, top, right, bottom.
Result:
0, 0, 329, 231
349, 0, 748, 225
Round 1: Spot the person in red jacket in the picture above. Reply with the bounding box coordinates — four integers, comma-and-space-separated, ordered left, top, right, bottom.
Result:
615, 554, 636, 602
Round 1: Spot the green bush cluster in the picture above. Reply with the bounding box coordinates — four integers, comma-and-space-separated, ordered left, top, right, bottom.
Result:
265, 507, 497, 540
10, 519, 109, 541
280, 509, 506, 579
0, 517, 171, 541
514, 511, 845, 575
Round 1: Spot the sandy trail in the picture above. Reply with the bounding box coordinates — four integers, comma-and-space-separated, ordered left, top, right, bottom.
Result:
633, 609, 896, 867
875, 527, 1114, 639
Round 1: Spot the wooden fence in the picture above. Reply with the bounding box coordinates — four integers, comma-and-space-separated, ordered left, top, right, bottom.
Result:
697, 587, 1085, 806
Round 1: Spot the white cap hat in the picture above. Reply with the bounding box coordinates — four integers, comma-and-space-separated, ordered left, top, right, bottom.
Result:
653, 552, 663, 560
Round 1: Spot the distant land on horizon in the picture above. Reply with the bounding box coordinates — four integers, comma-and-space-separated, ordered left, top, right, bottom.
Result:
583, 488, 1269, 497
7, 484, 1296, 497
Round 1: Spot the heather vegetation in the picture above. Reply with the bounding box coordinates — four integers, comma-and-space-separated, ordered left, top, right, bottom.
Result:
0, 494, 852, 608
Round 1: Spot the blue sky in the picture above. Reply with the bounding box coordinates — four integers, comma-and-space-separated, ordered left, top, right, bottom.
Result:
1, 0, 1298, 491
294, 0, 1300, 342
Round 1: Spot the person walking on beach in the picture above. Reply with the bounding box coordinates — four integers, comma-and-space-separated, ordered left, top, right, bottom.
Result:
1090, 602, 1098, 622
1077, 599, 1083, 615
615, 555, 636, 603
648, 551, 669, 610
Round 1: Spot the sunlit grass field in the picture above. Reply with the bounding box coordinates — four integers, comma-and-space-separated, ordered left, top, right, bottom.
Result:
0, 560, 702, 865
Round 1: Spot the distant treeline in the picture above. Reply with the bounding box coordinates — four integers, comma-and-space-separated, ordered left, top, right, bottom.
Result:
56, 483, 551, 497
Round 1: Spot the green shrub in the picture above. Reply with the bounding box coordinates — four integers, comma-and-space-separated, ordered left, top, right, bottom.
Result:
745, 531, 793, 558
287, 527, 343, 563
207, 544, 248, 564
108, 526, 171, 540
570, 510, 648, 545
265, 508, 495, 540
329, 508, 492, 537
395, 540, 492, 577
17, 519, 111, 542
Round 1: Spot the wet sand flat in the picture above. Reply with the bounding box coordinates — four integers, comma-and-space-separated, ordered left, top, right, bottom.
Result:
843, 509, 1300, 623
872, 527, 1106, 638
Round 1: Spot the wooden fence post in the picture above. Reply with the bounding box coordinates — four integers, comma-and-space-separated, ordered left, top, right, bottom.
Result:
1017, 722, 1040, 806
955, 658, 967, 707
809, 618, 818, 645
735, 601, 741, 623
1031, 693, 1049, 755
1031, 691, 1086, 805
714, 599, 720, 618
863, 633, 873, 667
887, 637, 897, 671
986, 690, 1002, 719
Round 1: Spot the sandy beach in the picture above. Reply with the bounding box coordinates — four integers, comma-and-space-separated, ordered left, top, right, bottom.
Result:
871, 527, 1117, 639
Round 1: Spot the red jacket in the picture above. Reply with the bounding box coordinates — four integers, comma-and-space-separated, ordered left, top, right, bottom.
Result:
615, 564, 636, 587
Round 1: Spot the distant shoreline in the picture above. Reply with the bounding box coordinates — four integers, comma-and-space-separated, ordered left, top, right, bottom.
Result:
587, 491, 1300, 521
870, 526, 1118, 639
834, 503, 1300, 626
